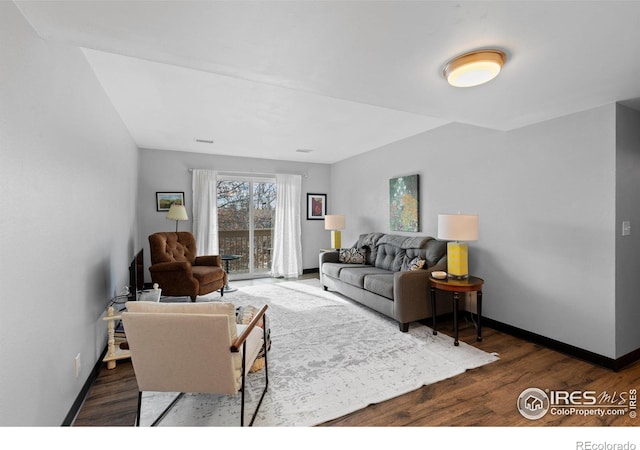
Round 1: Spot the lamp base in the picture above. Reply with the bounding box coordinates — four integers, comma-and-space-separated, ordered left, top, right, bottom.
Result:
446, 241, 469, 279
448, 273, 469, 280
330, 230, 342, 249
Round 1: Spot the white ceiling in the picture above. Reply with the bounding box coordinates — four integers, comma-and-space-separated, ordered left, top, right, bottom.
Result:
15, 1, 640, 164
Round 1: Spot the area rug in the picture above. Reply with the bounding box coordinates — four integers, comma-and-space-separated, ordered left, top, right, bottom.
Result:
139, 279, 499, 427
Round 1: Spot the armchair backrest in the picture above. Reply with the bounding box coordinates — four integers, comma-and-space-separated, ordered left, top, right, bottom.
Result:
122, 301, 243, 394
149, 232, 198, 265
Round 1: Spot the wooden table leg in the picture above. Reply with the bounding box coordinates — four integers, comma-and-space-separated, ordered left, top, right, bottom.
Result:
453, 292, 459, 346
431, 286, 437, 335
477, 290, 483, 342
106, 307, 117, 369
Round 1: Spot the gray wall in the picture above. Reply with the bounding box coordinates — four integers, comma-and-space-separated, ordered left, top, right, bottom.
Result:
138, 148, 332, 282
615, 104, 640, 357
0, 2, 139, 425
332, 105, 620, 358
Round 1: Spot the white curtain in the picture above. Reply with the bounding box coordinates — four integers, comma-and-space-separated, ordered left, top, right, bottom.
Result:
191, 169, 218, 256
271, 174, 303, 278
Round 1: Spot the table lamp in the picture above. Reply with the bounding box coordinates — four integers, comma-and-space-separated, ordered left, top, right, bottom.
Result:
437, 213, 479, 279
324, 214, 345, 249
166, 203, 189, 232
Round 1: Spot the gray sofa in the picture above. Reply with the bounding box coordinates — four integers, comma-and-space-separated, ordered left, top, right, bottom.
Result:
319, 232, 448, 332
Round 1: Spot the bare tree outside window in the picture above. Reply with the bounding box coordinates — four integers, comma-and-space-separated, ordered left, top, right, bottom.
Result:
217, 179, 276, 275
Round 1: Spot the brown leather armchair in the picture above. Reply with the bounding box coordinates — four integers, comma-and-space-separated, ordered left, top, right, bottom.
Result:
148, 232, 227, 301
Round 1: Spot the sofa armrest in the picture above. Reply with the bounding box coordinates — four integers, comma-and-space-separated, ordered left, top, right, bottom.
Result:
231, 305, 268, 352
393, 270, 431, 323
149, 261, 192, 273
319, 250, 340, 285
319, 250, 340, 265
194, 255, 222, 267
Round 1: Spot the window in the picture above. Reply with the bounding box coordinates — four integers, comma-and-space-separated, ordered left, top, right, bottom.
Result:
217, 176, 276, 278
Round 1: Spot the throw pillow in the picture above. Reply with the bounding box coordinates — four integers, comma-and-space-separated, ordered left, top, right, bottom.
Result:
235, 305, 270, 372
409, 257, 426, 271
339, 247, 366, 264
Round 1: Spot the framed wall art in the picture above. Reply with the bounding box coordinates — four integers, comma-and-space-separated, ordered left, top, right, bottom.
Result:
306, 193, 327, 220
389, 174, 419, 232
156, 192, 185, 212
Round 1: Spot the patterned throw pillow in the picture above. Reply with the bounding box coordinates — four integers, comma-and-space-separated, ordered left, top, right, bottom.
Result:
409, 257, 426, 271
339, 247, 366, 264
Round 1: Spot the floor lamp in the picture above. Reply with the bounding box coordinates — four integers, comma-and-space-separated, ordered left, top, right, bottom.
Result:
166, 204, 189, 232
437, 213, 479, 279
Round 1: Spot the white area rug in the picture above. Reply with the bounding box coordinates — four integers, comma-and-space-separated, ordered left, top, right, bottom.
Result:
140, 279, 499, 427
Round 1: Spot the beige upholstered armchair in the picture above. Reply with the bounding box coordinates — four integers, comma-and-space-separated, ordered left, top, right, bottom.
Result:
121, 301, 268, 426
148, 232, 227, 301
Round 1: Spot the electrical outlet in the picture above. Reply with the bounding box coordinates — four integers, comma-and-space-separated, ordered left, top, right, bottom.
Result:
622, 221, 631, 236
74, 353, 81, 378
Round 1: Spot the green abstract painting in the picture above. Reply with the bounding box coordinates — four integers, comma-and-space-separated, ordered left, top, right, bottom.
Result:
389, 174, 419, 232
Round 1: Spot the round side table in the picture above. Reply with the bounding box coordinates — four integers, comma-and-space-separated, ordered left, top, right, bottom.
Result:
221, 254, 241, 292
430, 275, 484, 346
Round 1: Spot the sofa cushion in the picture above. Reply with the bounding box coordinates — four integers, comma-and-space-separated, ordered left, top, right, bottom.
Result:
374, 243, 405, 271
363, 274, 395, 299
400, 236, 432, 249
339, 266, 393, 288
339, 247, 365, 264
356, 232, 385, 265
323, 262, 371, 279
401, 238, 447, 269
423, 239, 448, 266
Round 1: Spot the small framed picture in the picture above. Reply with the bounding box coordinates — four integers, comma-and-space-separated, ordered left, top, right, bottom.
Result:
307, 193, 327, 220
156, 192, 185, 212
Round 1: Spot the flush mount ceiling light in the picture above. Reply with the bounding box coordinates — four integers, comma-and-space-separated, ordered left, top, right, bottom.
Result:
443, 49, 507, 87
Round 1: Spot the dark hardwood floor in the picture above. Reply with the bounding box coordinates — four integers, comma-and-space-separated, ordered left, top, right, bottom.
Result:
73, 280, 640, 427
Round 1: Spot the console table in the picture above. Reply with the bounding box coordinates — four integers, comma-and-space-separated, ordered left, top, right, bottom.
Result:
102, 287, 161, 369
430, 276, 483, 346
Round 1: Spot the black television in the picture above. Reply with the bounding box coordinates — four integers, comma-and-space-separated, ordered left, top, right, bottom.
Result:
128, 249, 144, 301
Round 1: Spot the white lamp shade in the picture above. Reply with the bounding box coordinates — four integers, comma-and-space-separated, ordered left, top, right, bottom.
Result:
324, 214, 345, 230
437, 214, 479, 241
166, 204, 189, 221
